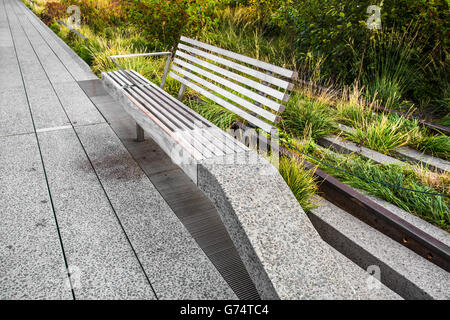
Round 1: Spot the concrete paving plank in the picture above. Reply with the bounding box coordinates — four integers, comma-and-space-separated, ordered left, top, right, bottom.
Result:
14, 0, 97, 81
13, 12, 74, 84
23, 81, 70, 130
75, 123, 236, 300
53, 81, 105, 126
0, 86, 33, 136
37, 128, 156, 300
0, 133, 72, 300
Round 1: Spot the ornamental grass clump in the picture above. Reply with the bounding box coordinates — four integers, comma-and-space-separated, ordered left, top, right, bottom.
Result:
349, 114, 410, 154
278, 156, 319, 212
311, 148, 449, 231
282, 94, 336, 140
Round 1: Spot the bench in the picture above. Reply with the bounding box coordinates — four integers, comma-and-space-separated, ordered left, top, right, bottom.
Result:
101, 36, 397, 300
103, 36, 297, 183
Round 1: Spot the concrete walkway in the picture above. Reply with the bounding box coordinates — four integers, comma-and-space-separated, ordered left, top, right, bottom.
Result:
0, 0, 237, 299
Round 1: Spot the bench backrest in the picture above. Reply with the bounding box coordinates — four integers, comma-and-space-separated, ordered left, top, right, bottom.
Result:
168, 36, 298, 134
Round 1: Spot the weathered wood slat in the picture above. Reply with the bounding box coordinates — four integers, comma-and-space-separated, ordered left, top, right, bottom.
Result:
173, 57, 284, 113
169, 71, 275, 133
116, 71, 245, 156
126, 70, 247, 154
113, 72, 221, 158
106, 72, 206, 162
177, 43, 293, 90
113, 72, 186, 130
180, 36, 297, 79
110, 72, 176, 131
110, 72, 210, 160
175, 50, 289, 102
171, 65, 280, 123
127, 71, 211, 128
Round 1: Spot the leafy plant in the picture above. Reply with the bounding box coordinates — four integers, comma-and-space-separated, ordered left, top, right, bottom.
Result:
40, 1, 66, 25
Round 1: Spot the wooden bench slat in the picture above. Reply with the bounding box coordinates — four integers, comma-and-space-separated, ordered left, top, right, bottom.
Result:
180, 36, 298, 79
181, 131, 218, 158
110, 72, 177, 132
113, 72, 225, 158
169, 71, 275, 133
114, 72, 189, 131
177, 43, 293, 90
127, 71, 212, 127
111, 72, 219, 159
175, 50, 289, 102
106, 72, 207, 161
117, 70, 246, 156
126, 70, 247, 154
187, 129, 228, 157
171, 65, 280, 124
173, 57, 285, 113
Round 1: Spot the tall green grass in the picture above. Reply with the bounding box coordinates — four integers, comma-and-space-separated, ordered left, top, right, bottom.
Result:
278, 156, 319, 212
309, 147, 449, 230
197, 6, 295, 70
281, 93, 336, 140
354, 26, 425, 110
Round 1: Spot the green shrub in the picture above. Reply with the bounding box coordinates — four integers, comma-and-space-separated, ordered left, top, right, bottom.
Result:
40, 1, 66, 25
125, 0, 218, 49
267, 0, 449, 113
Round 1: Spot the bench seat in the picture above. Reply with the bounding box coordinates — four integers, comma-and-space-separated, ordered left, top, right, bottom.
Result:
103, 69, 249, 183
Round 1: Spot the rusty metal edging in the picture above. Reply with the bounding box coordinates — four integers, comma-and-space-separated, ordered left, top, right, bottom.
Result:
234, 121, 450, 272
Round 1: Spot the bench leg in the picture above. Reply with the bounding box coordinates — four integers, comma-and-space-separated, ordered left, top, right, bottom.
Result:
136, 123, 144, 142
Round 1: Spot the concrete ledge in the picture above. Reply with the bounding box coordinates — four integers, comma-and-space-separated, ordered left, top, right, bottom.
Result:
198, 152, 399, 299
336, 123, 449, 173
319, 135, 403, 165
393, 146, 449, 173
310, 198, 449, 300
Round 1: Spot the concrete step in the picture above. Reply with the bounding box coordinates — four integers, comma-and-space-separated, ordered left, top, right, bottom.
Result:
309, 198, 450, 300
335, 123, 449, 173
319, 134, 404, 165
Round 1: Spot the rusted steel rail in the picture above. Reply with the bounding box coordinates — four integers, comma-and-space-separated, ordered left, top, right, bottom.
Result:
296, 79, 450, 136
235, 121, 450, 272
